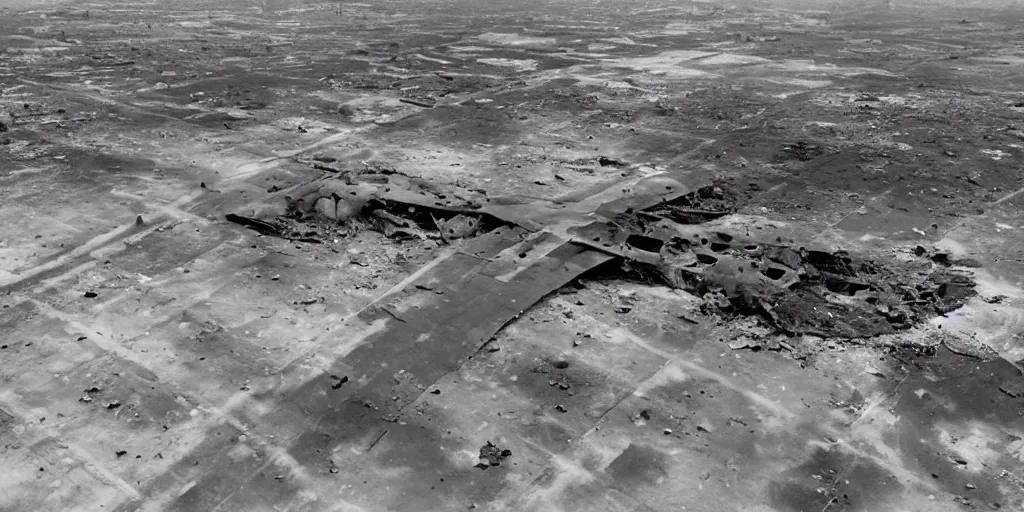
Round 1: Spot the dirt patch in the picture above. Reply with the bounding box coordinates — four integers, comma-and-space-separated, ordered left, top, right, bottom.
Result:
605, 443, 670, 487
768, 446, 903, 512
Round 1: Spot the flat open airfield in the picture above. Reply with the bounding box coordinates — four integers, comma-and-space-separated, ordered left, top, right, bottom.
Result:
1, 0, 1023, 510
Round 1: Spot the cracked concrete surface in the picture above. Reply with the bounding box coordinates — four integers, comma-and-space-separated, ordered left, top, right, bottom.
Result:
1, 0, 1023, 511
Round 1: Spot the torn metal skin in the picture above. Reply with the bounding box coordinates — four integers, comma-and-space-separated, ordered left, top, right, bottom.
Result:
569, 185, 977, 338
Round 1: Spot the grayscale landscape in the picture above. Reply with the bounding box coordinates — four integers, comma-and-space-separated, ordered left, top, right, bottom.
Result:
1, 0, 1023, 510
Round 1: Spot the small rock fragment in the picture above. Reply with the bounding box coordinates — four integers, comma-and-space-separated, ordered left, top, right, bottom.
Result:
728, 338, 759, 351
329, 375, 349, 390
477, 441, 511, 468
598, 156, 626, 167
